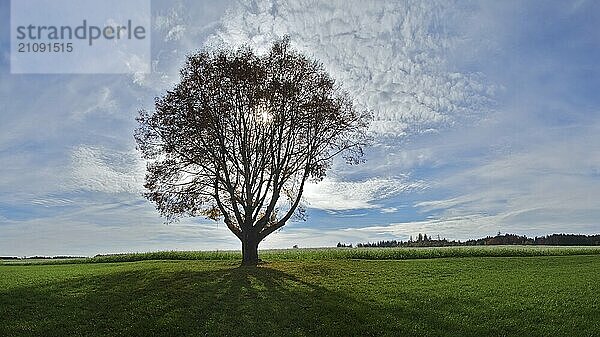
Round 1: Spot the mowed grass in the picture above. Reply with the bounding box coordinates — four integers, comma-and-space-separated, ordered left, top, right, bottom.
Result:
1, 251, 599, 336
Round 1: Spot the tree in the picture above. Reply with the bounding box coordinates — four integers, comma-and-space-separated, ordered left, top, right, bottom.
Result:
135, 38, 370, 265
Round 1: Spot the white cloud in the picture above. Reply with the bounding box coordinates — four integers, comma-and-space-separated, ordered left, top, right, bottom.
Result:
154, 5, 187, 42
132, 0, 232, 89
211, 0, 496, 136
0, 200, 238, 256
413, 121, 600, 235
303, 176, 426, 210
380, 207, 398, 214
260, 214, 495, 247
205, 0, 496, 211
69, 146, 145, 194
348, 214, 503, 241
29, 197, 75, 207
71, 87, 118, 119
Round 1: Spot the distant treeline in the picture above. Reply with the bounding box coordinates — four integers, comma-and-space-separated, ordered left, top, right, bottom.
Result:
337, 233, 600, 248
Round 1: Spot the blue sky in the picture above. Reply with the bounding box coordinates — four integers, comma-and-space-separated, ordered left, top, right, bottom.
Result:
1, 0, 599, 256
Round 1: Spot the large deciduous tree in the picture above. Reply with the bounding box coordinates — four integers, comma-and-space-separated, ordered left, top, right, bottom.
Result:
135, 38, 370, 265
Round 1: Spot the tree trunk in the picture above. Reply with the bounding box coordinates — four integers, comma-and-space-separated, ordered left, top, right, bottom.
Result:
241, 232, 260, 266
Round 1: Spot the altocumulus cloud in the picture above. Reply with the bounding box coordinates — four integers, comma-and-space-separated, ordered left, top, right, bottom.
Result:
211, 0, 496, 134
70, 146, 145, 194
208, 0, 496, 214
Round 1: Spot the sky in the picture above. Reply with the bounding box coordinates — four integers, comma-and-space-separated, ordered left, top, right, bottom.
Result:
1, 0, 599, 256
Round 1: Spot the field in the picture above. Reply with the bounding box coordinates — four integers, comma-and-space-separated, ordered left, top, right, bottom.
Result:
4, 245, 600, 265
1, 247, 599, 337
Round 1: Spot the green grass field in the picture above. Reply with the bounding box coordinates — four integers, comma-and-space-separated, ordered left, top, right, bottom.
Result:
1, 247, 599, 336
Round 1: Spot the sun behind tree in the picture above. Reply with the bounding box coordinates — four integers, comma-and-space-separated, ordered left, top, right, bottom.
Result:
135, 37, 370, 265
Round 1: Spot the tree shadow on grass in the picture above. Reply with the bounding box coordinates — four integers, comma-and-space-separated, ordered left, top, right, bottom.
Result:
2, 263, 388, 337
0, 261, 591, 337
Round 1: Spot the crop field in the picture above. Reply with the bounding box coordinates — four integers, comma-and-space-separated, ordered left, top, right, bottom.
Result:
3, 245, 600, 265
1, 246, 599, 337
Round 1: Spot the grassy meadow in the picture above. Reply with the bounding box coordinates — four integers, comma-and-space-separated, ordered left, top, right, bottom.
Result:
1, 246, 599, 336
